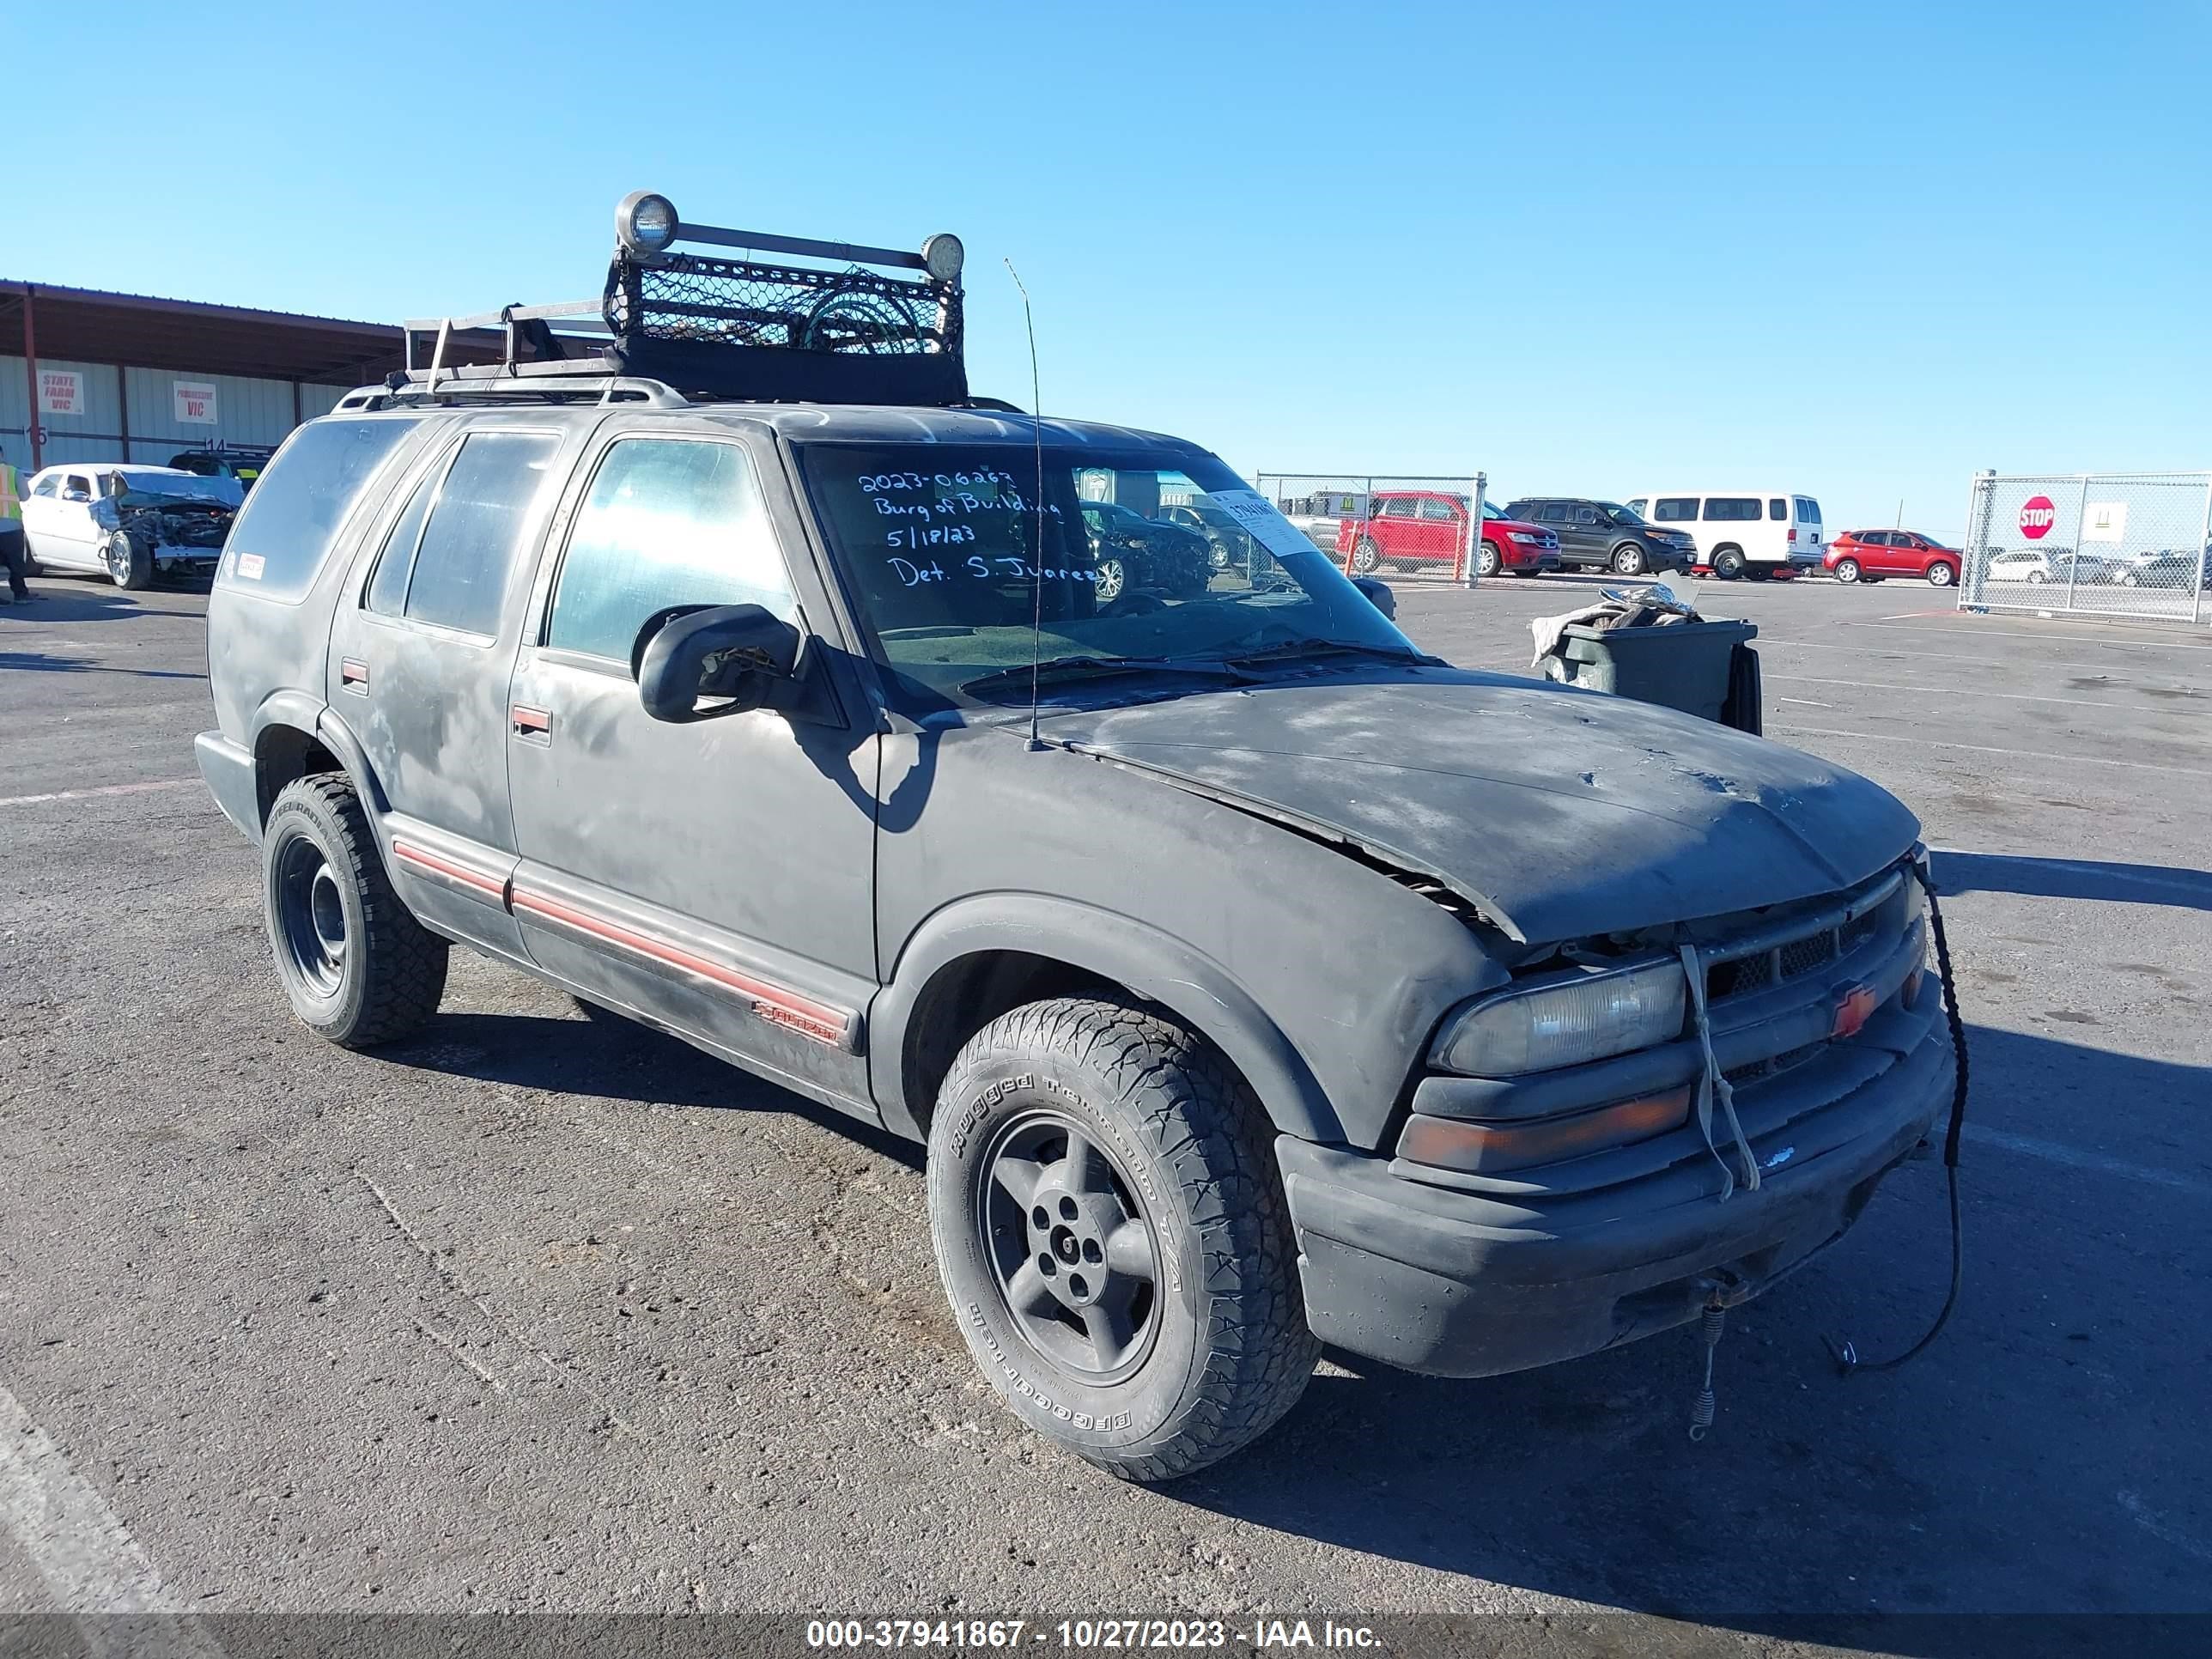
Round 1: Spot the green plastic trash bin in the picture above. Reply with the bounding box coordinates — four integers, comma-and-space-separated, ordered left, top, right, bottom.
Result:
1545, 617, 1760, 729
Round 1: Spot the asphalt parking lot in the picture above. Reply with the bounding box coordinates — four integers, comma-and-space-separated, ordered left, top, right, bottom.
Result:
2, 569, 2209, 1648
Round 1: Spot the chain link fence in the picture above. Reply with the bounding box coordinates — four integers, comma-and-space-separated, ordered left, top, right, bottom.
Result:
1961, 471, 2210, 624
1255, 471, 1487, 579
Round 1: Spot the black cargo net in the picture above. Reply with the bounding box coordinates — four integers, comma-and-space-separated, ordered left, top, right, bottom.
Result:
603, 252, 961, 357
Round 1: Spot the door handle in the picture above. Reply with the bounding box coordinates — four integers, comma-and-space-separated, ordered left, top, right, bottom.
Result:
511, 705, 551, 740
340, 659, 368, 693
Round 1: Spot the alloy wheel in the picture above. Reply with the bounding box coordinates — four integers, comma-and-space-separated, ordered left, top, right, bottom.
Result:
977, 1113, 1160, 1381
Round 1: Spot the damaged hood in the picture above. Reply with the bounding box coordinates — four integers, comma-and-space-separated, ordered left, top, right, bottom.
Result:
1039, 669, 1919, 944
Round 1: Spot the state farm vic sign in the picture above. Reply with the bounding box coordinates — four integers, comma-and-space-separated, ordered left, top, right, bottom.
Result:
37, 369, 82, 416
2018, 495, 2057, 540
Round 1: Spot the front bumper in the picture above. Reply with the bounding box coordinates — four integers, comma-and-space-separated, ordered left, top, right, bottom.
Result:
1279, 975, 1952, 1377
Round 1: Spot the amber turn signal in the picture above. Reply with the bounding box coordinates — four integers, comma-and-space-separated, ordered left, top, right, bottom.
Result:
1398, 1085, 1694, 1176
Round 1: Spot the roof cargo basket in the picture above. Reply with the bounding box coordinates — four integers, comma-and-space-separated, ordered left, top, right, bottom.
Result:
392, 191, 967, 407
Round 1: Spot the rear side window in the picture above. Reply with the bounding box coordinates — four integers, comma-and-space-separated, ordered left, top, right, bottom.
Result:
545, 438, 798, 664
378, 431, 560, 637
1654, 497, 1698, 522
1768, 497, 1788, 520
221, 417, 422, 601
1704, 497, 1761, 521
1861, 531, 1890, 546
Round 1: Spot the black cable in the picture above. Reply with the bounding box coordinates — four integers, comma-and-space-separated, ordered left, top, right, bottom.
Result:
1826, 862, 1968, 1376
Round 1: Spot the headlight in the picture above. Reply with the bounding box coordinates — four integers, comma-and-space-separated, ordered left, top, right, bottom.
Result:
1508, 531, 1540, 544
1430, 959, 1686, 1077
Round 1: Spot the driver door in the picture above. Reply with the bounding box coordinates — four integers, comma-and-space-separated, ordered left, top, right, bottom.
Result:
503, 425, 882, 1117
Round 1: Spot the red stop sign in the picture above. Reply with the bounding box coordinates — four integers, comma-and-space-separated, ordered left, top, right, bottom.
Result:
2020, 495, 2057, 539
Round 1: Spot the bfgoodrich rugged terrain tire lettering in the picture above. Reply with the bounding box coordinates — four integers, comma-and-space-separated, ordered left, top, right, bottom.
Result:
262, 775, 448, 1048
927, 996, 1319, 1481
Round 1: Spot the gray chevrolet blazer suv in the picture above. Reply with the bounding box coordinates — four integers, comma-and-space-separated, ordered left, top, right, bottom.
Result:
197, 205, 1954, 1480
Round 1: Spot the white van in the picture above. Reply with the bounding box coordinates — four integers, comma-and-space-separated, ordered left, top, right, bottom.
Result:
1623, 490, 1824, 580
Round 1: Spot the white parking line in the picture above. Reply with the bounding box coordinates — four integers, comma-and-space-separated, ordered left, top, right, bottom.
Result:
1770, 724, 2209, 778
1841, 619, 2212, 650
0, 1380, 226, 1655
1768, 672, 2206, 715
1964, 1127, 2212, 1200
0, 778, 198, 810
1757, 636, 2190, 674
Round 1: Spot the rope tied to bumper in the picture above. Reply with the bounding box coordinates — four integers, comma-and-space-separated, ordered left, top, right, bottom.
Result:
1680, 941, 1760, 1201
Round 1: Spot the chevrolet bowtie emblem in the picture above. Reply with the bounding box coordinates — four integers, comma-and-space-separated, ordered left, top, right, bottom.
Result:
1832, 984, 1879, 1040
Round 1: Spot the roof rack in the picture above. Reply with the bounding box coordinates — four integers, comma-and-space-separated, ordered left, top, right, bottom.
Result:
375, 193, 968, 410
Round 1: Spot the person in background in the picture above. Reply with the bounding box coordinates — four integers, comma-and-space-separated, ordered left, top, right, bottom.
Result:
0, 441, 33, 604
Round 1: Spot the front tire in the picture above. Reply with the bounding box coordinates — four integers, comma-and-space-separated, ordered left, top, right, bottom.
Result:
1833, 557, 1862, 584
106, 532, 152, 591
1927, 561, 1956, 587
1093, 555, 1127, 604
262, 775, 448, 1048
927, 997, 1318, 1481
1711, 546, 1747, 580
1610, 544, 1647, 576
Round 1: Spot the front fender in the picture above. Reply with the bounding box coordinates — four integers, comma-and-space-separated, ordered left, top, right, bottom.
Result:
870, 893, 1342, 1146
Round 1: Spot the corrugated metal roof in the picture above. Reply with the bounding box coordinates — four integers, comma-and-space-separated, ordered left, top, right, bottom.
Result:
0, 280, 504, 385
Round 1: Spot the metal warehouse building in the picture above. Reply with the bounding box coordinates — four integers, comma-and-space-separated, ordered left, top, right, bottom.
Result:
0, 281, 449, 475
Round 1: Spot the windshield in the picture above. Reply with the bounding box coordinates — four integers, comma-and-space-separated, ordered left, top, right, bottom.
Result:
1600, 501, 1648, 526
798, 446, 1420, 711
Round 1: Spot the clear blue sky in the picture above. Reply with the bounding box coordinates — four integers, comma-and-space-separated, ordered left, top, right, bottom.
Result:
9, 1, 2206, 540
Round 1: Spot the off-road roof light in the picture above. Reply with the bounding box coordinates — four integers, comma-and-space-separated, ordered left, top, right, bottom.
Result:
617, 191, 681, 258
921, 233, 964, 283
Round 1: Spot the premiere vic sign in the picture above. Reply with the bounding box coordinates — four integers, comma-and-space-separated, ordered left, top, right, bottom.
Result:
2019, 495, 2057, 540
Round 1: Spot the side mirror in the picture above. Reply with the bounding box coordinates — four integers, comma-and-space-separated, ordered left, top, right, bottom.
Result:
633, 603, 802, 723
1350, 575, 1396, 619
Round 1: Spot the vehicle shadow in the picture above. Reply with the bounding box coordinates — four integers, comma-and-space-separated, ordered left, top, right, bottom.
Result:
9, 581, 204, 623
0, 647, 206, 681
367, 998, 2209, 1634
1935, 849, 2212, 913
375, 1008, 924, 1170
1160, 1024, 2212, 1637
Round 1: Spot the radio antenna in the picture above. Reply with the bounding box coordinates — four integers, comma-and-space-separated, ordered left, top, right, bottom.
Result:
1006, 257, 1048, 752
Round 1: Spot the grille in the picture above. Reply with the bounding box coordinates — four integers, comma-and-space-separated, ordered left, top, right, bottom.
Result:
1778, 932, 1838, 977
1705, 875, 1905, 1009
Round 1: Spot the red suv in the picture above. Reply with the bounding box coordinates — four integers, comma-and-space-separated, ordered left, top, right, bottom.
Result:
1826, 528, 1962, 587
1337, 492, 1560, 577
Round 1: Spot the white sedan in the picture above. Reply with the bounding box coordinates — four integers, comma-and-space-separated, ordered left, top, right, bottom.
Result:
19, 464, 243, 589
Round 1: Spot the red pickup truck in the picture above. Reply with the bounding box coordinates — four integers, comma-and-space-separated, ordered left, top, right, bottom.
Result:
1337, 491, 1560, 577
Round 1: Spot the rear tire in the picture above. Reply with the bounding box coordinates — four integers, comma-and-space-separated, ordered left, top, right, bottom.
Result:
1833, 557, 1862, 584
1927, 561, 1956, 587
927, 996, 1318, 1482
1712, 546, 1747, 580
262, 775, 448, 1048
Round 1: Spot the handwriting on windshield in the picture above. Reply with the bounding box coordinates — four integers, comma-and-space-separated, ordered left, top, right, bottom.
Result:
889, 556, 1101, 588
